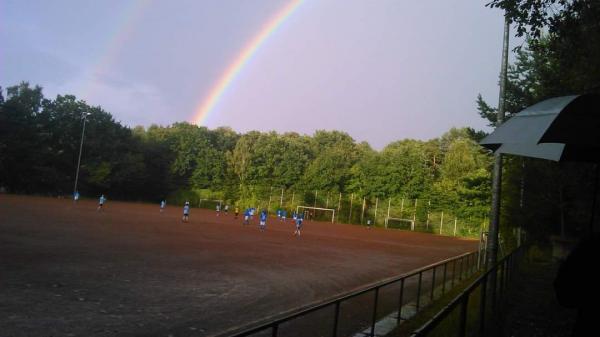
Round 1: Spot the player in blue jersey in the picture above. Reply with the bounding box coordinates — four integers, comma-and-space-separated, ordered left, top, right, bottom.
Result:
243, 208, 251, 225
293, 214, 303, 236
281, 209, 287, 222
259, 209, 267, 231
97, 194, 107, 211
182, 201, 190, 222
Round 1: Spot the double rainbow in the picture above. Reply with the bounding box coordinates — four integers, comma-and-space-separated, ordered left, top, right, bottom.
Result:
191, 0, 304, 125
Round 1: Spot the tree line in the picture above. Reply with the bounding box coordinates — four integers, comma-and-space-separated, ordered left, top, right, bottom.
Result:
0, 82, 492, 233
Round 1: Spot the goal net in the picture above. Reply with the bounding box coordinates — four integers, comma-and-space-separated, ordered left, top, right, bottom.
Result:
296, 206, 335, 223
385, 217, 415, 231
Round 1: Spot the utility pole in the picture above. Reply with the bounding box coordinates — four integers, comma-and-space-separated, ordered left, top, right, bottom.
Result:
487, 15, 510, 269
73, 112, 91, 198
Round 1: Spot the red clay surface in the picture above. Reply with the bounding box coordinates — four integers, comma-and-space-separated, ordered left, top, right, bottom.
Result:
0, 195, 478, 337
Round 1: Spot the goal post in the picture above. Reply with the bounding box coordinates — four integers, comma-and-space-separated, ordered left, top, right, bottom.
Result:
296, 206, 335, 223
385, 217, 415, 231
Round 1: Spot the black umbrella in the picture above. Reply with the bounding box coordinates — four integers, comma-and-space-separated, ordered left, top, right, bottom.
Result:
480, 93, 600, 232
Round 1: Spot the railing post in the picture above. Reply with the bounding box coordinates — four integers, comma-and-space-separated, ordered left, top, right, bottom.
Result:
416, 272, 423, 312
458, 257, 464, 281
272, 323, 278, 337
332, 301, 340, 337
442, 262, 448, 294
397, 278, 405, 324
430, 267, 437, 302
479, 273, 488, 336
371, 288, 380, 337
458, 295, 469, 337
452, 259, 457, 287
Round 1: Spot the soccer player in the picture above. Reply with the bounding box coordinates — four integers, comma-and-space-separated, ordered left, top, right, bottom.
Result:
216, 203, 221, 216
97, 194, 106, 211
281, 209, 287, 222
73, 191, 80, 202
276, 209, 281, 220
367, 219, 372, 229
293, 214, 303, 236
224, 204, 229, 215
160, 200, 166, 212
182, 201, 190, 222
292, 211, 297, 221
243, 208, 250, 225
259, 209, 267, 231
234, 206, 239, 219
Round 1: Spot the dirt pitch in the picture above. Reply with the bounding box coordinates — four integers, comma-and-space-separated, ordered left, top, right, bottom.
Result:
0, 195, 477, 337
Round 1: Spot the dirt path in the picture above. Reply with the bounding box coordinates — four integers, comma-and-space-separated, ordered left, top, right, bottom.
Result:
0, 195, 477, 336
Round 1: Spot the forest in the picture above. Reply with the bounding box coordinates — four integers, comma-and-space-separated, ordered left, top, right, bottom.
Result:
0, 82, 491, 236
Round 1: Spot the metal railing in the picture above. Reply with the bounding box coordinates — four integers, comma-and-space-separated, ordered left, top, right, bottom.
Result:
410, 246, 524, 337
219, 250, 481, 337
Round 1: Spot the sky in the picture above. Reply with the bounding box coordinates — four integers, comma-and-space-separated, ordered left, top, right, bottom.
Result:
1, 0, 521, 149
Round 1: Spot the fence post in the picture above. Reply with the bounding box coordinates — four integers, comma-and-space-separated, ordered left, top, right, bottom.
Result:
349, 193, 354, 223
412, 199, 418, 231
430, 266, 437, 301
332, 301, 341, 337
267, 186, 273, 214
416, 272, 423, 312
397, 278, 405, 324
442, 262, 448, 294
426, 200, 431, 230
361, 197, 366, 225
337, 192, 342, 223
440, 212, 444, 235
371, 287, 380, 337
386, 198, 391, 228
374, 198, 379, 225
280, 188, 284, 207
326, 192, 330, 208
454, 218, 458, 236
458, 295, 469, 337
291, 191, 295, 210
479, 273, 488, 336
400, 198, 404, 218
452, 259, 457, 287
314, 190, 318, 209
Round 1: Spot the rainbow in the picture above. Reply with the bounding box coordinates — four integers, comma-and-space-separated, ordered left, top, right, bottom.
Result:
191, 0, 304, 125
81, 0, 153, 102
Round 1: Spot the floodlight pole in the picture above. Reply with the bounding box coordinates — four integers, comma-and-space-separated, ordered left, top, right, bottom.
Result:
487, 15, 510, 269
73, 112, 91, 198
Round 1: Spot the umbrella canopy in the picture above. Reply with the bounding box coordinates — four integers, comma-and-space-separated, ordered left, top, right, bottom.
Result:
480, 93, 600, 233
480, 93, 600, 162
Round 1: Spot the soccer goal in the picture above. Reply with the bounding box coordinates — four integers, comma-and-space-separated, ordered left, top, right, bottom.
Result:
385, 217, 415, 231
296, 206, 335, 223
198, 199, 223, 209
